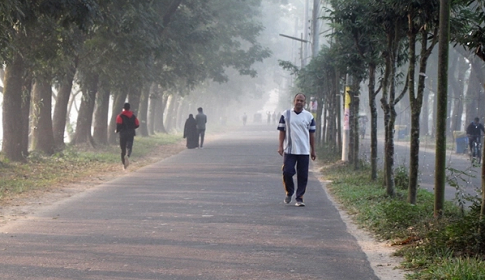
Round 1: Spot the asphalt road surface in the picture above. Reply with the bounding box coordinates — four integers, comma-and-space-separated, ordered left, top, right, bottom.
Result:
0, 124, 379, 280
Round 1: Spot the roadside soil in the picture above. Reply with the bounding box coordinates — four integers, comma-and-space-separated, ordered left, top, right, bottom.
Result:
0, 138, 407, 280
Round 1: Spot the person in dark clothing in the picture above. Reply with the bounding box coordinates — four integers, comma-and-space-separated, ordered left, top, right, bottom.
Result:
195, 107, 207, 148
183, 114, 198, 149
467, 117, 485, 155
116, 103, 140, 170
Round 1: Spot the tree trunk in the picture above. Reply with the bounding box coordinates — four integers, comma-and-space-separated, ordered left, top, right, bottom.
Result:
351, 77, 361, 170
409, 28, 435, 204
166, 94, 178, 132
155, 92, 169, 133
421, 87, 430, 136
435, 0, 450, 218
128, 86, 141, 116
0, 68, 5, 93
108, 91, 128, 145
465, 58, 485, 124
30, 78, 55, 155
20, 74, 32, 158
52, 66, 76, 149
449, 52, 465, 132
92, 85, 110, 145
71, 74, 98, 146
138, 82, 152, 137
380, 28, 396, 197
368, 64, 378, 180
407, 30, 418, 204
2, 53, 27, 161
148, 90, 158, 135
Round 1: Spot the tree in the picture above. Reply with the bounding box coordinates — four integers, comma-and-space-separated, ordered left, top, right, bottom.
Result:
403, 0, 440, 204
435, 0, 451, 218
1, 0, 97, 160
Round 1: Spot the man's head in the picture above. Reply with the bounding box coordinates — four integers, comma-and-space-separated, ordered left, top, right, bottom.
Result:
198, 107, 203, 113
475, 117, 480, 124
293, 93, 306, 113
123, 103, 130, 110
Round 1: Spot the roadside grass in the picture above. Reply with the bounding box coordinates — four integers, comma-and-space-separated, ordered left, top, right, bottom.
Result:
319, 148, 485, 279
0, 133, 182, 202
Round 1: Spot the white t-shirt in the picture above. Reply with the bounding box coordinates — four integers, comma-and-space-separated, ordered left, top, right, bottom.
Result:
278, 109, 316, 155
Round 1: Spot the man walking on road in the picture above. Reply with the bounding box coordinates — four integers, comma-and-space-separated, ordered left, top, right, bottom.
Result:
116, 103, 140, 170
196, 107, 207, 148
278, 93, 316, 207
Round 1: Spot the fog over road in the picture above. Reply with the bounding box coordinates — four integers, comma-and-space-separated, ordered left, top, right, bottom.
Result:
0, 124, 381, 280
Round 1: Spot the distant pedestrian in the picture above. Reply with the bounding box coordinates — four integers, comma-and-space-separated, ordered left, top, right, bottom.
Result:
183, 114, 198, 149
196, 107, 207, 148
278, 93, 316, 207
116, 103, 140, 170
466, 117, 485, 155
242, 113, 248, 126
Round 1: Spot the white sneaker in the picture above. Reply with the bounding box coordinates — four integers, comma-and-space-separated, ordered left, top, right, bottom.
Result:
295, 201, 305, 207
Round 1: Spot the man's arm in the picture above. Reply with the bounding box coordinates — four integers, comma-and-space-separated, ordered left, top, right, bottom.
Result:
309, 132, 316, 161
278, 130, 285, 156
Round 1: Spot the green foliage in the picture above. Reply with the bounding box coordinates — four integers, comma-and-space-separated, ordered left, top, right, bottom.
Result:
446, 166, 480, 213
321, 156, 485, 279
416, 257, 485, 280
394, 164, 409, 190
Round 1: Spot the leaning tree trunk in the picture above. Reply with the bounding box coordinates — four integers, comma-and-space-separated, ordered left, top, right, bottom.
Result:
52, 66, 76, 149
2, 53, 27, 161
71, 74, 98, 146
92, 84, 110, 145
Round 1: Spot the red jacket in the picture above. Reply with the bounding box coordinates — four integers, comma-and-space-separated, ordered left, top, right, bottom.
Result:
116, 110, 140, 134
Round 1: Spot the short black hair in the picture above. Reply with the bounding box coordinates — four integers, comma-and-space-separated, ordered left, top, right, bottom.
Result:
123, 103, 130, 110
475, 117, 480, 122
197, 107, 203, 112
294, 93, 306, 101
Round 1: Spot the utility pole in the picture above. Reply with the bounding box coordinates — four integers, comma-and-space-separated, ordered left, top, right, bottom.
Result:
303, 0, 310, 66
311, 0, 319, 58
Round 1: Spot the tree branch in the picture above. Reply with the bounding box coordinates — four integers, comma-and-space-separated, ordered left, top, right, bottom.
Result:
394, 71, 409, 105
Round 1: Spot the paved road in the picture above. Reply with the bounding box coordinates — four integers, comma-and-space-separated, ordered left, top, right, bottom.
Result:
0, 125, 379, 280
360, 135, 481, 204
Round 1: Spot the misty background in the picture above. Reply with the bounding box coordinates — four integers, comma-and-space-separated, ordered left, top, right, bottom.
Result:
0, 0, 482, 153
